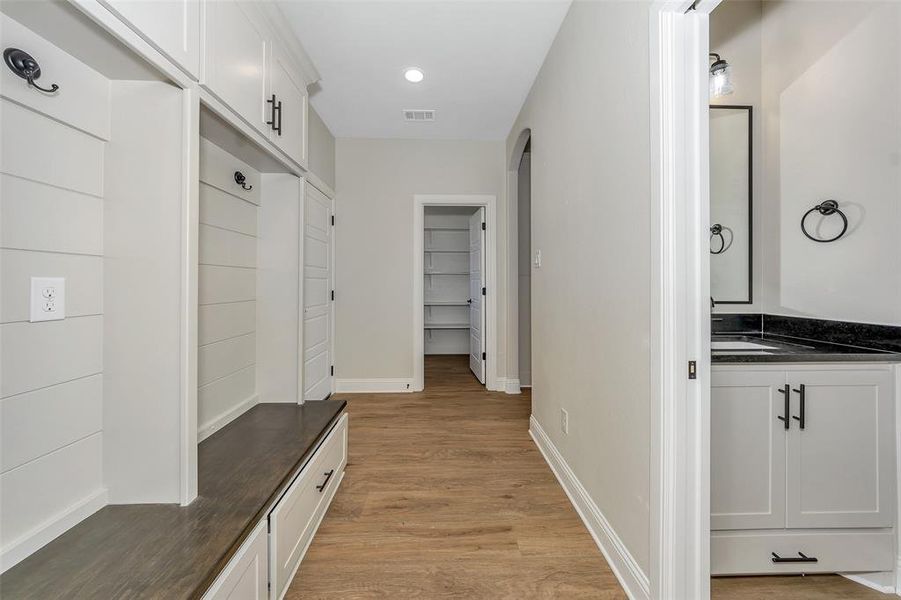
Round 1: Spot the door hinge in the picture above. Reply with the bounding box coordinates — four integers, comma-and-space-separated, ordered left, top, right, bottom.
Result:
331, 215, 335, 226
688, 360, 697, 380
331, 290, 335, 301
481, 222, 486, 231
481, 287, 486, 296
482, 352, 486, 361
330, 365, 334, 376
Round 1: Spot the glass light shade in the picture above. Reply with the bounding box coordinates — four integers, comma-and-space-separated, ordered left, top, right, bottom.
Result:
710, 64, 734, 98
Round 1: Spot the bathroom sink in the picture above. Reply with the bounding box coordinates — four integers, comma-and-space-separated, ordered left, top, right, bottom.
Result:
711, 341, 778, 351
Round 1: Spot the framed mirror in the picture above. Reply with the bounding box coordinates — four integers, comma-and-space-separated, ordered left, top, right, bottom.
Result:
710, 105, 752, 304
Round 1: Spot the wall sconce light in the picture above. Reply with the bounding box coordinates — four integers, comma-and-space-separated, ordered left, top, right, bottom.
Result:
709, 53, 734, 98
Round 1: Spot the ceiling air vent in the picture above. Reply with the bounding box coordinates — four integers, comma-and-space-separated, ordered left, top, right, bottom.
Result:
403, 109, 436, 122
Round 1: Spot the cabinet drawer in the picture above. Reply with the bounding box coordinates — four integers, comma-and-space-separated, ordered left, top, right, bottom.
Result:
712, 529, 894, 575
202, 519, 268, 599
269, 413, 347, 599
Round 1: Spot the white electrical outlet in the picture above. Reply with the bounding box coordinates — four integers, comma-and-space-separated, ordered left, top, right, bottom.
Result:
30, 277, 65, 322
534, 249, 542, 268
561, 408, 569, 434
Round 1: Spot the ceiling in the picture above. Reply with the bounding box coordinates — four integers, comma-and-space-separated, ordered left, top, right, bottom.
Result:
279, 1, 571, 140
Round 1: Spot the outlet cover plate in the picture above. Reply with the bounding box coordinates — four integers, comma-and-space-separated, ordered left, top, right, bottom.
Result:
30, 277, 65, 322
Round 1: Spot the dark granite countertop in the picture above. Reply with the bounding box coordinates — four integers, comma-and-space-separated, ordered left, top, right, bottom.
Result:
712, 333, 901, 363
0, 400, 347, 600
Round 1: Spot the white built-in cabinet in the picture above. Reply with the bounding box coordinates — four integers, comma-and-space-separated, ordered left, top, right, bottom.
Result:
203, 1, 308, 167
711, 363, 896, 575
101, 0, 201, 78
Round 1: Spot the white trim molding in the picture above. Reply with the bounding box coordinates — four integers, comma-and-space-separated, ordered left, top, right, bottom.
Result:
412, 194, 498, 392
335, 379, 414, 393
1, 488, 108, 573
530, 417, 650, 600
497, 377, 521, 395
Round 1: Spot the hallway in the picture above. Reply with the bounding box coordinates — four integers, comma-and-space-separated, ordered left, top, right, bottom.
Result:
289, 355, 626, 599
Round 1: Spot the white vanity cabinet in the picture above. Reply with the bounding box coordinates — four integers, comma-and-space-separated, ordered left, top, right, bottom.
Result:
102, 0, 201, 78
711, 363, 897, 575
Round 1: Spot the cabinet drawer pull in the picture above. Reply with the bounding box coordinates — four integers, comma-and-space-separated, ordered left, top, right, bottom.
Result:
777, 385, 790, 429
771, 552, 818, 563
792, 384, 806, 430
267, 94, 282, 135
315, 469, 335, 493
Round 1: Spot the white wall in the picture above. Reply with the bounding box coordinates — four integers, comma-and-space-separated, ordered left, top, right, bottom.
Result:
505, 0, 652, 577
334, 138, 505, 382
308, 106, 336, 190
197, 139, 260, 439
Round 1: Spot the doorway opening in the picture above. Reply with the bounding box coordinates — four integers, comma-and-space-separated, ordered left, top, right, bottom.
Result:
507, 129, 532, 395
413, 194, 498, 392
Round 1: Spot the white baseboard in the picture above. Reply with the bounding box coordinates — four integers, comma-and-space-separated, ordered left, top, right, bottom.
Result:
1, 487, 108, 573
335, 379, 413, 393
530, 416, 650, 600
499, 377, 521, 394
841, 572, 895, 594
198, 394, 258, 442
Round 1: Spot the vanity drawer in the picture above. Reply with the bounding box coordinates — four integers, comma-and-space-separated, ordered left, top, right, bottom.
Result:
711, 529, 894, 575
269, 413, 347, 599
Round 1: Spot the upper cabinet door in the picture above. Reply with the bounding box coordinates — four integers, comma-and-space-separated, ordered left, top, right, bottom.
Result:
786, 368, 895, 529
269, 42, 308, 167
103, 0, 201, 79
203, 0, 269, 135
710, 369, 788, 531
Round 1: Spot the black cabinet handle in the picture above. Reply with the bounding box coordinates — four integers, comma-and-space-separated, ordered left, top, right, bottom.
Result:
315, 469, 334, 493
266, 94, 282, 135
792, 384, 806, 430
772, 552, 818, 563
777, 384, 790, 429
275, 98, 283, 136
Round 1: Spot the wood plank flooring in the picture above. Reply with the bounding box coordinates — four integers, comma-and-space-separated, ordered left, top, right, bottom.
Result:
288, 355, 625, 599
289, 355, 883, 600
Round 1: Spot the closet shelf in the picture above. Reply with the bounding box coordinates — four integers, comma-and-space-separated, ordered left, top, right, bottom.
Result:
424, 249, 468, 254
424, 227, 467, 231
424, 323, 469, 329
425, 301, 470, 306
424, 271, 469, 275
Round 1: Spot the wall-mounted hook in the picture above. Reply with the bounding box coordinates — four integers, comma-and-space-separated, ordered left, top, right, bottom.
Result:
234, 171, 253, 191
4, 48, 59, 94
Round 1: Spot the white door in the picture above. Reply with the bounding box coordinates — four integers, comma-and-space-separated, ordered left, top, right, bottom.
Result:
710, 369, 788, 530
302, 182, 333, 401
468, 209, 486, 383
786, 368, 895, 529
269, 41, 308, 166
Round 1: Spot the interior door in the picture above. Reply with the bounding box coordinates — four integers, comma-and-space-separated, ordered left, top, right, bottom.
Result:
786, 368, 894, 529
302, 182, 333, 401
469, 209, 486, 383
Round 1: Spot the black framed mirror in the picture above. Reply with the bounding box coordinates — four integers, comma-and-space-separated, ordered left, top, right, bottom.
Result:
710, 105, 752, 304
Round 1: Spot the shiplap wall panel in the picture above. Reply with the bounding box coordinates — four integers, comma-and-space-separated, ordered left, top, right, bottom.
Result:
1, 375, 102, 473
200, 184, 258, 235
198, 333, 256, 387
198, 301, 256, 346
0, 175, 103, 255
0, 100, 104, 197
1, 317, 103, 398
198, 139, 259, 438
1, 250, 103, 323
199, 224, 257, 268
0, 434, 104, 549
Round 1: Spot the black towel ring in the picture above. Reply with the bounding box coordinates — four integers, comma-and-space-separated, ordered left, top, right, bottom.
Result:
710, 223, 727, 255
801, 200, 847, 243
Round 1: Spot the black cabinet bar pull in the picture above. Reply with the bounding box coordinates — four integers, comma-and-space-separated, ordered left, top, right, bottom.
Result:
771, 552, 818, 563
315, 469, 335, 493
792, 384, 806, 430
266, 94, 281, 134
777, 384, 790, 429
275, 98, 283, 136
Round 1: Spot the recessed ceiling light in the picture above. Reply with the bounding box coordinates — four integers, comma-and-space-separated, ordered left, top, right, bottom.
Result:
404, 68, 424, 83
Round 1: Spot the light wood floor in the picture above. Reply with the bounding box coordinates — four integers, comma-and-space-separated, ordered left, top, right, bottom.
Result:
289, 355, 883, 599
289, 355, 626, 599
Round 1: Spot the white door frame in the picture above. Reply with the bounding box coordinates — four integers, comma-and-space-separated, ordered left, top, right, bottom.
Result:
413, 194, 498, 392
506, 129, 532, 395
649, 1, 717, 599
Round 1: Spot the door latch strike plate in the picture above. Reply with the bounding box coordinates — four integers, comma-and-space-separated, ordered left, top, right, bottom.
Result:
688, 361, 697, 380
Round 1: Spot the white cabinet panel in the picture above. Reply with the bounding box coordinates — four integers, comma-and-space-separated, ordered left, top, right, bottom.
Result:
103, 0, 201, 78
203, 1, 269, 136
268, 43, 307, 166
786, 368, 895, 529
711, 369, 787, 530
203, 520, 268, 600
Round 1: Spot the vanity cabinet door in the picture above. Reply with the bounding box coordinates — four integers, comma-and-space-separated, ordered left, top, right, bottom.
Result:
203, 0, 270, 135
786, 367, 894, 529
711, 369, 787, 530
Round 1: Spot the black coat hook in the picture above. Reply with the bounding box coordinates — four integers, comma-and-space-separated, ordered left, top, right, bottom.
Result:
801, 199, 848, 243
4, 48, 59, 94
234, 171, 253, 191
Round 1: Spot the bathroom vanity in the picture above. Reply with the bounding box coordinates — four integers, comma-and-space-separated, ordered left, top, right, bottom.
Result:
710, 315, 901, 575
